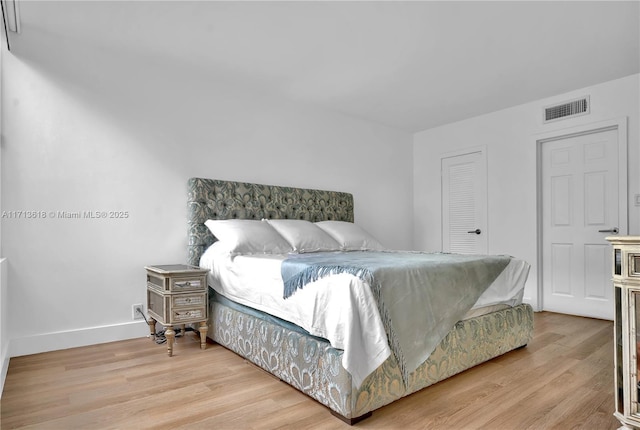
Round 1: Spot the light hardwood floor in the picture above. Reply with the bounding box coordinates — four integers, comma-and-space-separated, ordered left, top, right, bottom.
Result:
1, 312, 618, 429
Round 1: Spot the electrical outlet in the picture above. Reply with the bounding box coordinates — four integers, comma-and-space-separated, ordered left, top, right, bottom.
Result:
132, 304, 144, 320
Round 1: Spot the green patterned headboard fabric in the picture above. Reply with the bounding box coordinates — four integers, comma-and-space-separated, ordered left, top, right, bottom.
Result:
187, 178, 355, 266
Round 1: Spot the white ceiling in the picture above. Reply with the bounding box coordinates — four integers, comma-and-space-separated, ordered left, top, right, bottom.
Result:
7, 1, 640, 132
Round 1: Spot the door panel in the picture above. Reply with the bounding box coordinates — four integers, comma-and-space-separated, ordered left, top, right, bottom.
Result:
441, 150, 486, 254
541, 128, 619, 319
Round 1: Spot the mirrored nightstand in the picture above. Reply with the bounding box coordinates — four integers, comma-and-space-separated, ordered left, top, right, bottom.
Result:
145, 264, 209, 356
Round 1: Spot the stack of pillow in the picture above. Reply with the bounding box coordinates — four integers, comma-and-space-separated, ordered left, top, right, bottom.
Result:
204, 219, 385, 256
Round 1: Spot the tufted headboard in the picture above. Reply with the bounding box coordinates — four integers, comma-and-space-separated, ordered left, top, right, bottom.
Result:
187, 178, 354, 266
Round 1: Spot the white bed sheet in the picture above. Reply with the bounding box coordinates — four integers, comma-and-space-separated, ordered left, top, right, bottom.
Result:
200, 244, 529, 387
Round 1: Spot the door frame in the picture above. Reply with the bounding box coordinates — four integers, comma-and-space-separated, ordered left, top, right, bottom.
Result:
534, 117, 628, 312
440, 145, 488, 253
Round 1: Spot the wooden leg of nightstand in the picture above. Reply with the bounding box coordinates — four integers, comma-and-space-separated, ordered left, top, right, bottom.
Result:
199, 321, 207, 350
148, 318, 156, 338
165, 327, 175, 357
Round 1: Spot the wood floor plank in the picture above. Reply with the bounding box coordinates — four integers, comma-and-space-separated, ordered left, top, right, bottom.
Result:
0, 312, 620, 429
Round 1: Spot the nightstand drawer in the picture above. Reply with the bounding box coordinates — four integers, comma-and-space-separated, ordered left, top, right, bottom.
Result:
172, 293, 205, 308
170, 276, 205, 292
172, 307, 206, 322
147, 273, 206, 293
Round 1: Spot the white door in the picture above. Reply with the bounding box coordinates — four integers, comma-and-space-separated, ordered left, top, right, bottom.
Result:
442, 149, 487, 254
541, 127, 623, 320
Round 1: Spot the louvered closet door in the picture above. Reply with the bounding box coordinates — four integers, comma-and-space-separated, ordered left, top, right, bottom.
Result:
441, 150, 487, 254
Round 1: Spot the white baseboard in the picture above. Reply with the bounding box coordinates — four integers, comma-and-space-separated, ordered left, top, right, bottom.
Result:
9, 320, 150, 358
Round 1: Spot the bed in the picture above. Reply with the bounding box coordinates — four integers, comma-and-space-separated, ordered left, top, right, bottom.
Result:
187, 177, 534, 424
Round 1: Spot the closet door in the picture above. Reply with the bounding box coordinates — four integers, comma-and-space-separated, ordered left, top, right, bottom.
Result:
441, 149, 487, 254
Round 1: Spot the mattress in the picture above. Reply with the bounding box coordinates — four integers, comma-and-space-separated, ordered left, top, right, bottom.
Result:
200, 244, 529, 387
201, 244, 527, 320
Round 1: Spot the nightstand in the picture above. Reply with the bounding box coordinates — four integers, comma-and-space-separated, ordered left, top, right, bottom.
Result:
145, 264, 209, 356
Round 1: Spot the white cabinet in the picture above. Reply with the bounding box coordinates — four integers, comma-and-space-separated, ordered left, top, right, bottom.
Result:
608, 236, 640, 429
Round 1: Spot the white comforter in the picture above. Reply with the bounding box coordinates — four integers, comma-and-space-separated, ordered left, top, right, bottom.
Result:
200, 244, 529, 388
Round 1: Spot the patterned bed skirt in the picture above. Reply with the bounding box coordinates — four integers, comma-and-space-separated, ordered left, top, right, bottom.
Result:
207, 295, 534, 420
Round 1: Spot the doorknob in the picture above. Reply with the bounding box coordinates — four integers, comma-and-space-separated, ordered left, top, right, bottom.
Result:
467, 229, 481, 235
598, 227, 619, 234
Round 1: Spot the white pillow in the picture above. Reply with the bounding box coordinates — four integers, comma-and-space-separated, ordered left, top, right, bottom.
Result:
265, 219, 340, 253
204, 219, 293, 255
315, 221, 385, 251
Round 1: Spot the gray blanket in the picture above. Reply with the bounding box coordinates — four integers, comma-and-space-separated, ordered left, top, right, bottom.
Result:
281, 251, 511, 380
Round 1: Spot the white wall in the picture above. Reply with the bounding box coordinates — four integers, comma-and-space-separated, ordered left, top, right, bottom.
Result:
413, 73, 640, 307
0, 24, 7, 395
1, 30, 413, 357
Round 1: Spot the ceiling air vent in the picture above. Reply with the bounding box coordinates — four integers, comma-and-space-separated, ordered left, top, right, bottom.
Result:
543, 96, 590, 123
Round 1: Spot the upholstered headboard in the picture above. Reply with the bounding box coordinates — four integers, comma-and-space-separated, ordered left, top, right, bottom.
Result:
187, 178, 354, 266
